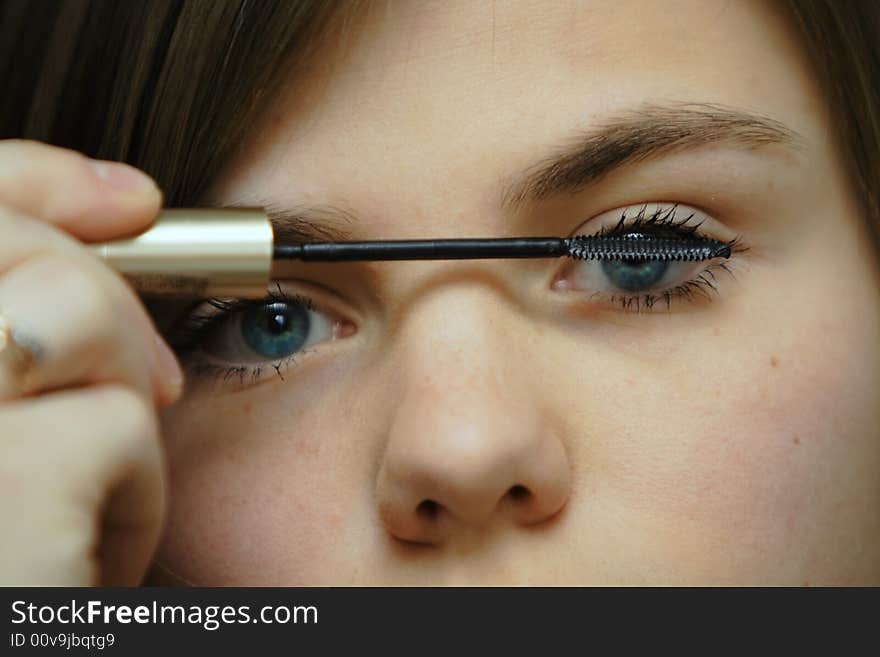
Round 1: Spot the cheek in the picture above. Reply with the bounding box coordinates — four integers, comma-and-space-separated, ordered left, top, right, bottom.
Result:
156, 380, 368, 585
593, 251, 880, 578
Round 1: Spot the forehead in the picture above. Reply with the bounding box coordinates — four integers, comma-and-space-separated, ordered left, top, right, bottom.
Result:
211, 0, 818, 225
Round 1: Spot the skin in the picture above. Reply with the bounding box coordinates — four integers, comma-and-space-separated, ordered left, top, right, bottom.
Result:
151, 0, 880, 585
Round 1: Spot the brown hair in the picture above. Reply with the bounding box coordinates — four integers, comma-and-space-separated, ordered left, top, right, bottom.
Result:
0, 0, 363, 204
782, 0, 880, 245
1, 0, 879, 251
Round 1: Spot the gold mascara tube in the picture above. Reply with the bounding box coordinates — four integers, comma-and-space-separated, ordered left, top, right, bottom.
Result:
87, 208, 274, 299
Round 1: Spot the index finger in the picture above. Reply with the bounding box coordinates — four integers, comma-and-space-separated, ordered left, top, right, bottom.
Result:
0, 139, 163, 241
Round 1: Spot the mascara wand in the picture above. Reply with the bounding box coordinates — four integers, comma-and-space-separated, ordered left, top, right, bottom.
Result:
275, 234, 733, 262
88, 208, 734, 298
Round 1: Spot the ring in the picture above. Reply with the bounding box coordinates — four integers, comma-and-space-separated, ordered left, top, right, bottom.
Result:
0, 311, 43, 396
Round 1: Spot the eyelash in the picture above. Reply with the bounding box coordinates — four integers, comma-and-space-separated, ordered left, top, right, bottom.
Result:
569, 204, 747, 312
167, 283, 324, 386
601, 263, 733, 312
167, 205, 747, 386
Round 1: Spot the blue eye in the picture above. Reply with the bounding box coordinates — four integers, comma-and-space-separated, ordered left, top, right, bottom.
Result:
556, 203, 748, 311
240, 301, 310, 359
601, 259, 670, 292
168, 289, 345, 380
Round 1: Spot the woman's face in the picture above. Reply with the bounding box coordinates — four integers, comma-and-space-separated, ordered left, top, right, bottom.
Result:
153, 0, 880, 584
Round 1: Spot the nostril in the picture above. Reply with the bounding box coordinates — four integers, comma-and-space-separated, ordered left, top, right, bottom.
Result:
416, 499, 441, 520
507, 484, 531, 502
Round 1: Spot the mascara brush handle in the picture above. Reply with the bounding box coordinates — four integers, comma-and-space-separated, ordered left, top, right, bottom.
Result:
276, 237, 570, 261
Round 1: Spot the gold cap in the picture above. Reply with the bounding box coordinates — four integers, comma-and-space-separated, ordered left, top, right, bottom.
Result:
87, 208, 273, 298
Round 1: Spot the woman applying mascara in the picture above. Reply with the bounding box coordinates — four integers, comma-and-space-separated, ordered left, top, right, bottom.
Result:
0, 0, 878, 585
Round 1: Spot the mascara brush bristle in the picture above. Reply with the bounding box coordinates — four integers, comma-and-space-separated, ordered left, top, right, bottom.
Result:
566, 235, 732, 262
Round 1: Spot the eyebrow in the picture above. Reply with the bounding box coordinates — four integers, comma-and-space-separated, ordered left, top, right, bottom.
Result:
227, 102, 804, 244
499, 102, 804, 212
263, 202, 360, 245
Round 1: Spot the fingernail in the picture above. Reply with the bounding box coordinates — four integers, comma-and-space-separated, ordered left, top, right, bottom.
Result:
90, 160, 158, 194
154, 334, 184, 400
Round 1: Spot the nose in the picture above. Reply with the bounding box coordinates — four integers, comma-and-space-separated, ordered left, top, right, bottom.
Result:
375, 286, 571, 545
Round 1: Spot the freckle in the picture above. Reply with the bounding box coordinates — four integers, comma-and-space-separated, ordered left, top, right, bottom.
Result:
296, 440, 320, 458
243, 402, 253, 415
770, 356, 779, 368
793, 435, 800, 445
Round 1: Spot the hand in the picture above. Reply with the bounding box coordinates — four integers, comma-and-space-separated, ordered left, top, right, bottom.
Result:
0, 139, 183, 585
